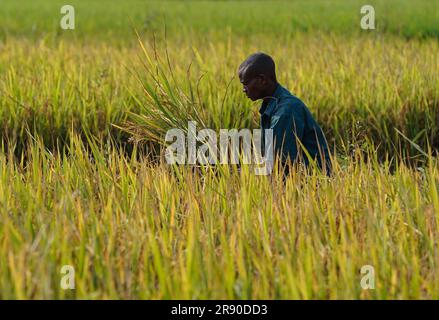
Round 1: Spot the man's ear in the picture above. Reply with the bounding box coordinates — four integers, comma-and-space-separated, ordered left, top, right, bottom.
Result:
258, 74, 267, 85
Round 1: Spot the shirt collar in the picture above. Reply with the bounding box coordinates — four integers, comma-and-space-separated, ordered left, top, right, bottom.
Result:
259, 83, 283, 117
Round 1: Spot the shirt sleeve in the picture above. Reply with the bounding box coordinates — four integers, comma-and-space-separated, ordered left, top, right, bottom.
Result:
269, 109, 305, 163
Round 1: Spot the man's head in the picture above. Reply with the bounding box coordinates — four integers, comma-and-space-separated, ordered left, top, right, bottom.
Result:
238, 52, 277, 101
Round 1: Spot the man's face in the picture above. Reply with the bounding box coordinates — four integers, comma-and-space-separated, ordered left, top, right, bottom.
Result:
239, 70, 264, 101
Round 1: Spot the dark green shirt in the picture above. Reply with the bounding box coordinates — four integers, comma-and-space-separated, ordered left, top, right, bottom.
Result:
259, 84, 331, 173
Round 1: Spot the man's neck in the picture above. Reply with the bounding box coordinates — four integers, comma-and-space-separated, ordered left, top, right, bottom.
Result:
262, 82, 279, 104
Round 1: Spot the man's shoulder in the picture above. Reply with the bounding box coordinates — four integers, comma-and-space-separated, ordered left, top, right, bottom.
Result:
274, 87, 307, 116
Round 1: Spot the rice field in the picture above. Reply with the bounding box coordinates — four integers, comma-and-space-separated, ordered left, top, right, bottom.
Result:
0, 0, 438, 299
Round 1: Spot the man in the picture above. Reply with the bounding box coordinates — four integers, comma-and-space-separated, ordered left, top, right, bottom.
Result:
238, 52, 331, 175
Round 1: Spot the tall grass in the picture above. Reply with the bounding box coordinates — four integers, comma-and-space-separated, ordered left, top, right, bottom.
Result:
2, 0, 439, 41
0, 134, 438, 299
2, 34, 438, 161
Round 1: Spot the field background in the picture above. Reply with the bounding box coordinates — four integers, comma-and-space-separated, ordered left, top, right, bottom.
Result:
0, 0, 439, 299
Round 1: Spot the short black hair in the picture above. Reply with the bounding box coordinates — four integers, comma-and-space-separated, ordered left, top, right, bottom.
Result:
238, 52, 277, 82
